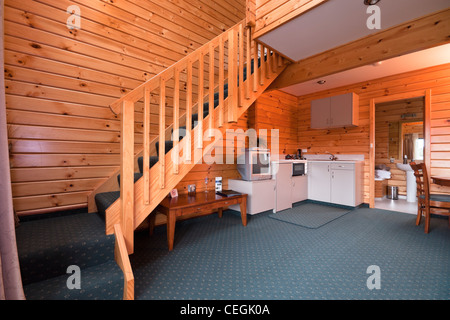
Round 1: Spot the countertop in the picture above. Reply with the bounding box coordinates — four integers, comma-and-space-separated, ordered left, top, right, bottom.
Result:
306, 160, 363, 163
272, 159, 307, 163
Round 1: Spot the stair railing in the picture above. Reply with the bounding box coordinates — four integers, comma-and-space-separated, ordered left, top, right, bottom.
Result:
109, 19, 286, 254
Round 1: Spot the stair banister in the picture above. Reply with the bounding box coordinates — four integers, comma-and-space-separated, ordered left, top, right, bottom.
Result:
103, 18, 290, 256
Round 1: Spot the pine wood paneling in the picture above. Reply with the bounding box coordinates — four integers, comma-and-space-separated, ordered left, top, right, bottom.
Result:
5, 0, 245, 216
298, 64, 450, 203
248, 90, 298, 154
173, 116, 248, 195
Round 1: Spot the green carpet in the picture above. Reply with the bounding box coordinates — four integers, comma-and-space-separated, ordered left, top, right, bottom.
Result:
16, 212, 123, 300
15, 203, 450, 300
130, 204, 450, 300
268, 202, 352, 228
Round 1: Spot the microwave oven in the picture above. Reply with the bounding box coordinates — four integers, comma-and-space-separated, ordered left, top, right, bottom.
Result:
292, 161, 307, 176
237, 148, 272, 181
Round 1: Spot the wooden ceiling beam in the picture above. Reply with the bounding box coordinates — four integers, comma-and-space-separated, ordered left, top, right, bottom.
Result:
267, 8, 450, 91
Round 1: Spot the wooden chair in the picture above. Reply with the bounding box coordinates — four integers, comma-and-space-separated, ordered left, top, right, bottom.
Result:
410, 162, 450, 233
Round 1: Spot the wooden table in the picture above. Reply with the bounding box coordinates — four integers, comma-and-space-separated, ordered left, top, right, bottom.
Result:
156, 191, 247, 251
431, 176, 450, 187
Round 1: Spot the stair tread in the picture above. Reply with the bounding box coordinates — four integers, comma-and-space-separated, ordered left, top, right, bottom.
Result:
138, 155, 159, 173
16, 212, 116, 285
117, 172, 142, 185
23, 259, 123, 300
95, 191, 120, 215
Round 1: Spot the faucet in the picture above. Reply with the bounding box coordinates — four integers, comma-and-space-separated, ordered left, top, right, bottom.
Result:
326, 152, 338, 161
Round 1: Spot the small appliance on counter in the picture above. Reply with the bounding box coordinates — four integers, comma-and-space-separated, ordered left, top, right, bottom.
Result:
284, 149, 304, 160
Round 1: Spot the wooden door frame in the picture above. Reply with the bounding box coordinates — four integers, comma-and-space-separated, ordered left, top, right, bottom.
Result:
369, 89, 431, 208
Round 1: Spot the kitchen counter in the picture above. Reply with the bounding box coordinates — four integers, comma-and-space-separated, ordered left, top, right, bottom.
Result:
272, 159, 306, 163
307, 160, 362, 163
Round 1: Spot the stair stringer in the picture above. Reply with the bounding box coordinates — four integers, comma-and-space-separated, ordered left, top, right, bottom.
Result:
87, 96, 208, 214
104, 65, 287, 235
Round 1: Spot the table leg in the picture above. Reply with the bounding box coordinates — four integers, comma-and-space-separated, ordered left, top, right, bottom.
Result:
148, 212, 156, 236
218, 207, 223, 218
240, 197, 247, 226
166, 210, 176, 251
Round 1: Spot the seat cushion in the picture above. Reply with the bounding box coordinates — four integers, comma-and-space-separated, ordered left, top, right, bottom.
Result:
419, 194, 450, 203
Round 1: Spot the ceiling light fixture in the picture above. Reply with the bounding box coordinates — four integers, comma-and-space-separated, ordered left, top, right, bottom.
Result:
317, 80, 326, 85
364, 0, 380, 5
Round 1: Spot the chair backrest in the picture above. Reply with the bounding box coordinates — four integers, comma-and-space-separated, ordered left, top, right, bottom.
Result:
410, 162, 430, 202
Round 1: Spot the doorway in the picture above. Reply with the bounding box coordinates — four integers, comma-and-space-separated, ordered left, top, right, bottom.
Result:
369, 90, 431, 211
374, 97, 424, 213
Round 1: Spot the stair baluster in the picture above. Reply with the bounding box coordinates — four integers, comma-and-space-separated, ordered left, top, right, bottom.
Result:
218, 35, 225, 127
173, 68, 180, 175
143, 87, 151, 205
120, 99, 135, 254
95, 19, 289, 258
159, 77, 166, 189
209, 43, 215, 135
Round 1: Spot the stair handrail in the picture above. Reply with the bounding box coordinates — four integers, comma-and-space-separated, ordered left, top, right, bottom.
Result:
113, 19, 250, 254
109, 19, 246, 115
111, 17, 289, 255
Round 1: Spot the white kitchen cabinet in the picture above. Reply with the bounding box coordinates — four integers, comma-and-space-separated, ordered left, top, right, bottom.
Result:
330, 162, 362, 206
272, 162, 293, 212
228, 179, 275, 215
308, 161, 331, 202
310, 97, 330, 129
291, 175, 308, 204
310, 93, 359, 129
308, 161, 363, 207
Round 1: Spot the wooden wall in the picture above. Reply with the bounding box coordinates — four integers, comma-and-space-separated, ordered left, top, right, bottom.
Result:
177, 88, 298, 196
248, 90, 298, 155
297, 63, 450, 203
5, 0, 245, 216
174, 114, 248, 194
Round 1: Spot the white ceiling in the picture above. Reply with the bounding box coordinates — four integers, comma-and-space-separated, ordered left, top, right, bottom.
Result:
280, 43, 450, 96
257, 0, 450, 96
258, 0, 450, 62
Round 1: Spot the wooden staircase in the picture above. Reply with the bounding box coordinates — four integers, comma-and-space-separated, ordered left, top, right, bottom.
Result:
89, 19, 289, 299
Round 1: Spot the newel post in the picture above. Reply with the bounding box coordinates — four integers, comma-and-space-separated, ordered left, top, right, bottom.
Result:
120, 99, 135, 254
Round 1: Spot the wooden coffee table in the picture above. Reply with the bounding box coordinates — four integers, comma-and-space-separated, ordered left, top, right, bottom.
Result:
155, 191, 247, 250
